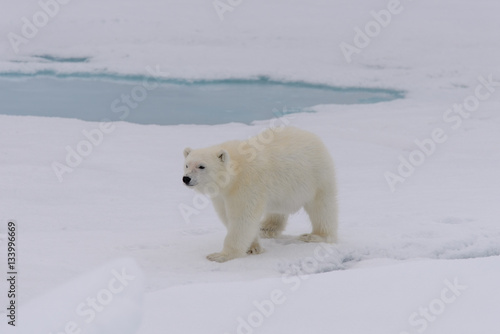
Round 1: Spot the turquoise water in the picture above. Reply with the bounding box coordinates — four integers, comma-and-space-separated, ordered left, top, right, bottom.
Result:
0, 73, 404, 125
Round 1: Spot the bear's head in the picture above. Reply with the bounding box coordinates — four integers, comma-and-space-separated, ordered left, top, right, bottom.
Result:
183, 146, 233, 196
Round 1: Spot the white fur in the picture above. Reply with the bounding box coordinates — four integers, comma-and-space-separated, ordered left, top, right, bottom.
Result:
183, 127, 338, 262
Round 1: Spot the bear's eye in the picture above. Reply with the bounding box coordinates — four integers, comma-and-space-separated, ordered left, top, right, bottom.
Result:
198, 165, 205, 170
185, 164, 188, 168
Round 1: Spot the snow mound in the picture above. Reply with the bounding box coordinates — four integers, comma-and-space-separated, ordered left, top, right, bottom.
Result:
6, 258, 144, 334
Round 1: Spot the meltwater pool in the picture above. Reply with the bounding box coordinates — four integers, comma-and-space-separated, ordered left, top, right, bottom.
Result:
0, 74, 404, 125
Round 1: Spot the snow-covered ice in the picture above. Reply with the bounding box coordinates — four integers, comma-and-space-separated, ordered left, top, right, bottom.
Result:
1, 0, 499, 333
15, 258, 144, 334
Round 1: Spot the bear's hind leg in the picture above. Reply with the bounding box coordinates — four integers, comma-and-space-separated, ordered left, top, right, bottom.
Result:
260, 214, 288, 239
300, 190, 338, 243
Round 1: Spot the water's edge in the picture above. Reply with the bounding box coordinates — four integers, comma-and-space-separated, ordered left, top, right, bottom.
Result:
0, 72, 405, 125
0, 70, 405, 96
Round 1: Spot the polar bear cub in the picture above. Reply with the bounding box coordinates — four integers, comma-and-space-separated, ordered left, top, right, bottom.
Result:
183, 126, 338, 262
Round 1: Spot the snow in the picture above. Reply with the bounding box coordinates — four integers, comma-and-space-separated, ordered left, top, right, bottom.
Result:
139, 256, 500, 334
6, 258, 144, 334
1, 0, 500, 333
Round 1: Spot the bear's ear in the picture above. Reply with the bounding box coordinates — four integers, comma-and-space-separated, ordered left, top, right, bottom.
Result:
183, 147, 192, 158
217, 149, 229, 164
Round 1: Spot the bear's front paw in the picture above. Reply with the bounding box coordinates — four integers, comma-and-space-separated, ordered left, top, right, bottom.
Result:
207, 252, 236, 263
247, 242, 264, 255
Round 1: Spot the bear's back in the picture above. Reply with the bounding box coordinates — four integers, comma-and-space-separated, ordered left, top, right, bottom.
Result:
226, 127, 334, 201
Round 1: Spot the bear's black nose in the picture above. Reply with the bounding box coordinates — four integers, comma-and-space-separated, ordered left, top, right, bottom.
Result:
183, 176, 191, 185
